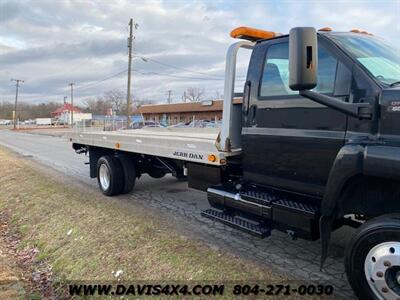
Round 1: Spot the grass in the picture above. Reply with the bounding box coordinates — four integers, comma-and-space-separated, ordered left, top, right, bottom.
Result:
0, 147, 289, 298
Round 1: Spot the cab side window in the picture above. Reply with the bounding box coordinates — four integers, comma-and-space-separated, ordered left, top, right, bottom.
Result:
259, 42, 338, 98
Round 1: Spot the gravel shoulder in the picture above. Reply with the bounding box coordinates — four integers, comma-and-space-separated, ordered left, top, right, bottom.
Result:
0, 227, 26, 299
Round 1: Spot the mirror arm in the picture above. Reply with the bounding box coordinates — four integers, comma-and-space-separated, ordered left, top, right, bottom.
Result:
300, 90, 373, 120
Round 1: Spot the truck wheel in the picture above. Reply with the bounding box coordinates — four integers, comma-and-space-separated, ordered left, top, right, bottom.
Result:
97, 155, 124, 196
118, 154, 136, 194
345, 214, 400, 300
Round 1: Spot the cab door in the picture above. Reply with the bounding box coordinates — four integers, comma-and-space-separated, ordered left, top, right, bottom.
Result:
242, 36, 351, 196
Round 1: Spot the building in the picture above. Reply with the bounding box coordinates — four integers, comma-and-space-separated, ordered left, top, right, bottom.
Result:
51, 103, 91, 125
51, 103, 81, 118
133, 99, 241, 125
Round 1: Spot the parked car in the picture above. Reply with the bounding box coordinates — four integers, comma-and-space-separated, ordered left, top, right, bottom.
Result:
168, 122, 187, 128
24, 119, 36, 125
104, 121, 126, 131
205, 121, 222, 128
127, 121, 162, 129
0, 120, 12, 125
186, 120, 210, 128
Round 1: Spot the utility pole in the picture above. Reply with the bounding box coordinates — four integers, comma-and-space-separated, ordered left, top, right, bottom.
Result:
166, 90, 172, 104
126, 18, 138, 127
11, 78, 24, 129
69, 83, 74, 126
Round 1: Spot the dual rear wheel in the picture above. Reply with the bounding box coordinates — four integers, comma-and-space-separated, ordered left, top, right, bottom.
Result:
96, 155, 136, 196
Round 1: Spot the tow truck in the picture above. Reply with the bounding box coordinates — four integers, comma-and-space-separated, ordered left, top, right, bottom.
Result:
69, 26, 400, 299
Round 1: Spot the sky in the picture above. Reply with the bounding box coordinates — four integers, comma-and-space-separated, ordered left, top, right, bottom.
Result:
0, 0, 399, 105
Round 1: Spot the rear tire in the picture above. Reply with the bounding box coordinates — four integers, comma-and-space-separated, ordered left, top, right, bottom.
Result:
345, 214, 400, 300
97, 155, 124, 196
118, 154, 136, 194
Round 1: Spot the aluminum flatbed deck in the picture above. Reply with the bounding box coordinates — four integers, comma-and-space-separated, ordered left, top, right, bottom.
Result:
69, 127, 241, 166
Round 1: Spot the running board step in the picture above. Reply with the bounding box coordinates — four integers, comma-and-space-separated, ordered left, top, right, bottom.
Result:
273, 199, 319, 217
201, 209, 271, 238
240, 190, 278, 206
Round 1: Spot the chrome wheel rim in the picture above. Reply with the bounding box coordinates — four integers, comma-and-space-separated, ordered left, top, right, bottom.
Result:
99, 164, 110, 191
365, 241, 400, 300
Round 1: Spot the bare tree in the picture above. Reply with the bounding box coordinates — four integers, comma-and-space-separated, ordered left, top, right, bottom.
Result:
0, 101, 67, 120
82, 97, 111, 115
82, 90, 126, 115
103, 89, 124, 114
182, 88, 205, 102
82, 98, 97, 113
212, 90, 222, 101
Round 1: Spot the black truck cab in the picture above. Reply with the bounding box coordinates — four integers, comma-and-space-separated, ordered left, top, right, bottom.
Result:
243, 32, 349, 196
242, 31, 392, 196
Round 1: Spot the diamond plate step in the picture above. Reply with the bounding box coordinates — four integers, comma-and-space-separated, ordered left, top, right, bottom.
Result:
273, 199, 320, 217
240, 190, 278, 206
201, 209, 271, 238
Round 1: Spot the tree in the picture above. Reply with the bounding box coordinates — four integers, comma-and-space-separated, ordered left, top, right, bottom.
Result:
213, 90, 222, 101
82, 97, 111, 115
82, 98, 100, 114
82, 89, 126, 115
0, 100, 63, 120
103, 89, 124, 114
182, 88, 205, 102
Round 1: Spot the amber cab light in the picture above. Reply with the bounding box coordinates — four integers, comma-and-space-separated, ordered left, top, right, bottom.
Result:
230, 26, 278, 41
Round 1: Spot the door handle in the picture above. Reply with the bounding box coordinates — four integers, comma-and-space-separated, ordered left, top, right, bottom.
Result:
250, 105, 257, 126
243, 80, 251, 116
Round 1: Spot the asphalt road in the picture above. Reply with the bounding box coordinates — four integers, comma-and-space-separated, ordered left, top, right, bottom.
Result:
0, 130, 355, 298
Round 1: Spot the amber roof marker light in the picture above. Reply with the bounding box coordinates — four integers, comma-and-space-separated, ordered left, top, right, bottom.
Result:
350, 28, 373, 35
230, 26, 280, 41
318, 27, 332, 32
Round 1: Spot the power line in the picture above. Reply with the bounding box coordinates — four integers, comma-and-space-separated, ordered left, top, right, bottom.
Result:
74, 69, 128, 91
72, 66, 245, 92
135, 55, 248, 80
134, 55, 225, 79
134, 69, 225, 81
66, 66, 245, 98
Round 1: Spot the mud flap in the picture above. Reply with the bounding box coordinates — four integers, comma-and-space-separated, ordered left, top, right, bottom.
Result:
319, 215, 334, 269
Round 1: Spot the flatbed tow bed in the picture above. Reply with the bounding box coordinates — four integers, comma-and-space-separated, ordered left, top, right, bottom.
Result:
69, 127, 240, 166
